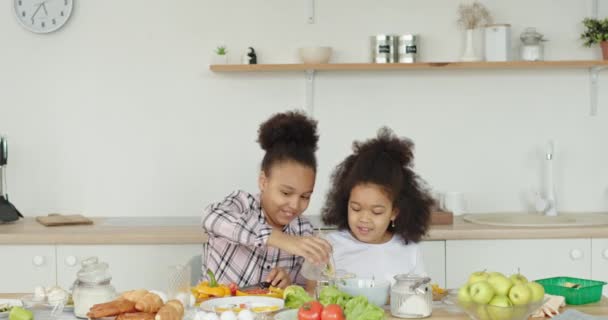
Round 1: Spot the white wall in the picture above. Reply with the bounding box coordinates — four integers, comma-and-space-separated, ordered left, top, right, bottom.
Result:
1, 0, 607, 217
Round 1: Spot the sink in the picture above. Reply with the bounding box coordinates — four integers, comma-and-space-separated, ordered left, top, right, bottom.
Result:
463, 212, 608, 227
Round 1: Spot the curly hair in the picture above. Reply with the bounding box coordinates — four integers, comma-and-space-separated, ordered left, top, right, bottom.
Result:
321, 127, 433, 243
257, 110, 319, 174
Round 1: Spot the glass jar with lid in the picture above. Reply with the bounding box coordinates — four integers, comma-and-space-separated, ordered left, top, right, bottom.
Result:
520, 27, 547, 61
72, 257, 117, 318
390, 274, 432, 318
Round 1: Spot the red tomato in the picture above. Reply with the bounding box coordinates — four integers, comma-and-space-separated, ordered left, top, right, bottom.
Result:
229, 282, 238, 296
298, 301, 323, 320
321, 304, 344, 320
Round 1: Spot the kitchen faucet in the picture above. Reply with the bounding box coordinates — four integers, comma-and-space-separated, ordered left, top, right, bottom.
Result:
535, 140, 557, 216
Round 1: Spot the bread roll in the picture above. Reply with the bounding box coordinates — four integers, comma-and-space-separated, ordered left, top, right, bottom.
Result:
117, 312, 156, 320
135, 292, 164, 313
155, 300, 184, 320
121, 289, 150, 303
87, 299, 137, 318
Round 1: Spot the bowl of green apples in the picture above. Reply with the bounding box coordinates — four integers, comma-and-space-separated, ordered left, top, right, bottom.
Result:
451, 270, 547, 320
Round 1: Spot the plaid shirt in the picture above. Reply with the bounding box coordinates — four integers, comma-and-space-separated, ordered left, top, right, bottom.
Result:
202, 190, 314, 287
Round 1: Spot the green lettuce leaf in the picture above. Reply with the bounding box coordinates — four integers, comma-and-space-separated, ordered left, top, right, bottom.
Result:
344, 296, 385, 320
318, 286, 352, 308
283, 285, 313, 309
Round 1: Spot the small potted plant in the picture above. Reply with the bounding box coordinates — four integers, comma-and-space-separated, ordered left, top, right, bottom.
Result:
213, 45, 228, 64
581, 17, 608, 60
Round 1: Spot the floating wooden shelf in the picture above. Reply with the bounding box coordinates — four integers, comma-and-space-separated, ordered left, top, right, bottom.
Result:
210, 60, 608, 72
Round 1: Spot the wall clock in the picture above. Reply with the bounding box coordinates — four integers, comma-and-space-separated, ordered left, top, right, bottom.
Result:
14, 0, 74, 33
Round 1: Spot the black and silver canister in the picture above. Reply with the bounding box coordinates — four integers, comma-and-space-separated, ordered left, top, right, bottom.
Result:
398, 34, 417, 63
371, 35, 397, 63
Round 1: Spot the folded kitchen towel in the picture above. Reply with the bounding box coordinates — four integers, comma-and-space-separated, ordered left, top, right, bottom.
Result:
531, 294, 566, 318
551, 309, 608, 320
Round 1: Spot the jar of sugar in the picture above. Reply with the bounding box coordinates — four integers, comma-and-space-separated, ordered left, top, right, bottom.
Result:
390, 274, 432, 318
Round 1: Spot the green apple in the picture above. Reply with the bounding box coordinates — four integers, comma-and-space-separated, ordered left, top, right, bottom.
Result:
468, 270, 490, 284
458, 284, 473, 303
487, 296, 514, 320
476, 305, 491, 320
527, 281, 545, 302
488, 271, 505, 278
9, 307, 33, 320
469, 281, 495, 304
508, 283, 532, 305
487, 274, 513, 296
512, 305, 528, 319
488, 295, 513, 307
509, 273, 528, 285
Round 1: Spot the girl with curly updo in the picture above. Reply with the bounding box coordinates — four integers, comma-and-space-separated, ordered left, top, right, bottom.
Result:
202, 111, 332, 289
318, 127, 434, 285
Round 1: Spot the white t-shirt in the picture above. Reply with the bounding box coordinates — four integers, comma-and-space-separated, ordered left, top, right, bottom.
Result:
325, 230, 427, 285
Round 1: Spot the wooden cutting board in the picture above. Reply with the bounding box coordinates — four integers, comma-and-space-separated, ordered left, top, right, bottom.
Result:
430, 210, 453, 225
36, 214, 93, 227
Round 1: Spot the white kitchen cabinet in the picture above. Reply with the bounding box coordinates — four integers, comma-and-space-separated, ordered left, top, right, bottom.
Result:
57, 244, 202, 292
591, 238, 608, 296
0, 245, 56, 292
445, 239, 591, 288
421, 241, 446, 287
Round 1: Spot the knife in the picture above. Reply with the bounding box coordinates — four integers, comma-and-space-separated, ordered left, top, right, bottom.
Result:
0, 137, 6, 166
239, 281, 271, 291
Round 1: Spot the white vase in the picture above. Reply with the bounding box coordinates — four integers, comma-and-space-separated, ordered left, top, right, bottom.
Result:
212, 54, 228, 65
461, 29, 482, 62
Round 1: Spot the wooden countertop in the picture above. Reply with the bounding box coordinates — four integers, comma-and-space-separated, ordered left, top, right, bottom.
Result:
0, 293, 606, 319
0, 217, 206, 244
1, 215, 608, 245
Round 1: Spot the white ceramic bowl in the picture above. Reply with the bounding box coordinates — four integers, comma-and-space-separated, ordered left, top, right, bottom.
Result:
298, 46, 332, 64
337, 278, 390, 306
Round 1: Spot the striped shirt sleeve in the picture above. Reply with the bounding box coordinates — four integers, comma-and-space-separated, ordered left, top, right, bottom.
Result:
202, 190, 273, 247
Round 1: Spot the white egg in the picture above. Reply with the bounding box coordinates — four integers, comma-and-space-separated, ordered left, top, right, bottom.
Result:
33, 286, 47, 301
220, 311, 237, 320
203, 313, 220, 320
194, 311, 208, 320
237, 310, 254, 320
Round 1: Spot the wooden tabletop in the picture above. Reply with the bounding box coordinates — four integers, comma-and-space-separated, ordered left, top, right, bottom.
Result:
1, 294, 606, 319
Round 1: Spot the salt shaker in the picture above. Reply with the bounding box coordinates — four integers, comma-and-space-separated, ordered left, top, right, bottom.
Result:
390, 274, 432, 319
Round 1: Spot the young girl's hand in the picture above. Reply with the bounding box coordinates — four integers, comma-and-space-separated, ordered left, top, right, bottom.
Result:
291, 235, 332, 264
268, 231, 332, 264
266, 267, 292, 288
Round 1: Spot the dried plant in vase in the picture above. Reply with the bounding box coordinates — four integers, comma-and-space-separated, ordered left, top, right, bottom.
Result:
457, 2, 493, 30
457, 1, 493, 61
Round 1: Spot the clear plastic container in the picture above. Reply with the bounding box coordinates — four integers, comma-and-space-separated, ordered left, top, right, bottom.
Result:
72, 257, 117, 318
535, 276, 607, 305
